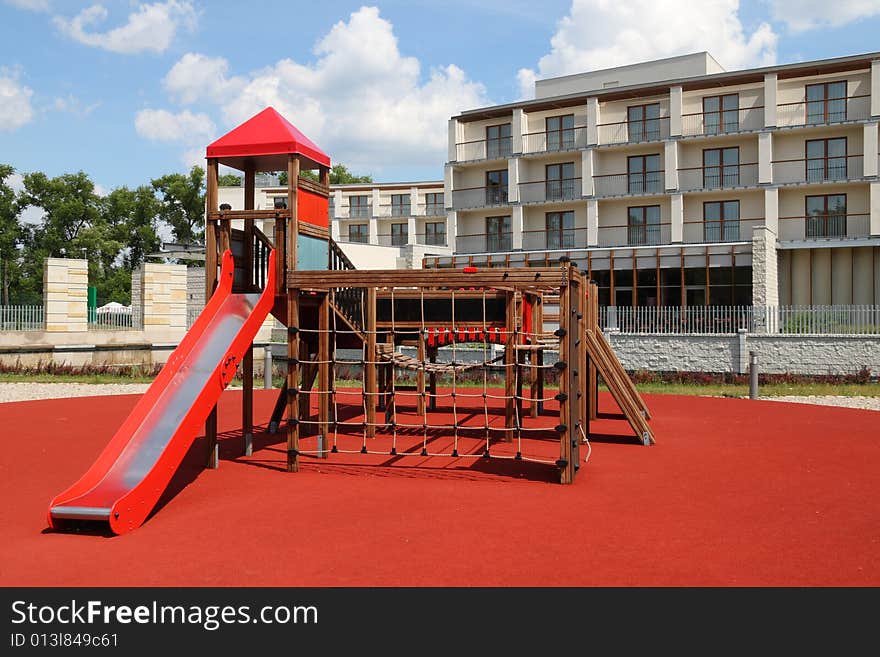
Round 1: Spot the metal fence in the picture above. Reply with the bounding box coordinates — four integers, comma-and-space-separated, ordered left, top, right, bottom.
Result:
88, 307, 142, 330
0, 305, 44, 331
600, 305, 880, 335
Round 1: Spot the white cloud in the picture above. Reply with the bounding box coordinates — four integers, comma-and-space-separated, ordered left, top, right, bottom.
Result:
768, 0, 880, 32
134, 108, 215, 143
517, 0, 777, 97
3, 173, 44, 225
162, 6, 489, 173
0, 70, 35, 132
53, 1, 197, 54
4, 0, 50, 11
52, 93, 101, 117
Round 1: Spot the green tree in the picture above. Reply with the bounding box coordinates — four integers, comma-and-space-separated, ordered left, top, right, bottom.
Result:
151, 165, 206, 245
278, 163, 372, 186
218, 173, 242, 186
0, 164, 23, 305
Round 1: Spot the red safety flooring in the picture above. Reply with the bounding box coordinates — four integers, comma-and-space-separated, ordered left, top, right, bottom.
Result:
1, 389, 878, 586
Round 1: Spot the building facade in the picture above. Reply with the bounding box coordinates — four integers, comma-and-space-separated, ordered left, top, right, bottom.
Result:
433, 51, 880, 308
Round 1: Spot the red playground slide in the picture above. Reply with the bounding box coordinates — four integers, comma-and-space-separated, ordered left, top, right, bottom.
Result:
48, 249, 275, 535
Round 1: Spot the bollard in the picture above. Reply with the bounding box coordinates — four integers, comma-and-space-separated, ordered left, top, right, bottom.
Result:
264, 345, 273, 389
749, 350, 758, 399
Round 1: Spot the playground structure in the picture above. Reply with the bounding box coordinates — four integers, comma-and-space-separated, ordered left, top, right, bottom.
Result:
47, 107, 653, 535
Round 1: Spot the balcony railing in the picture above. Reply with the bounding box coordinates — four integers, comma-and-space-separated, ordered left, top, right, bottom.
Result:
346, 205, 372, 219
682, 217, 763, 243
597, 117, 670, 146
451, 185, 509, 211
593, 171, 665, 197
678, 162, 759, 191
518, 178, 582, 204
419, 203, 446, 218
414, 232, 448, 247
455, 231, 514, 254
771, 155, 864, 185
776, 95, 871, 128
377, 233, 411, 247
522, 127, 588, 154
338, 233, 370, 245
454, 137, 512, 162
521, 227, 589, 251
596, 222, 671, 248
681, 106, 764, 136
374, 203, 413, 218
778, 213, 871, 241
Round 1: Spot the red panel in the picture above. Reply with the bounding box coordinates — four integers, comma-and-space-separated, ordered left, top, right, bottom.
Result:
299, 188, 329, 228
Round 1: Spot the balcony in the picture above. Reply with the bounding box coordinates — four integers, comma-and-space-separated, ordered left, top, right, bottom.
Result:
451, 185, 509, 211
596, 222, 671, 248
519, 178, 581, 204
419, 203, 446, 218
772, 155, 864, 185
415, 232, 448, 247
521, 227, 588, 251
682, 217, 763, 243
778, 213, 870, 241
377, 232, 411, 247
345, 205, 372, 219
678, 162, 759, 192
597, 117, 670, 146
522, 127, 588, 154
776, 95, 871, 128
594, 171, 664, 198
681, 106, 764, 136
374, 203, 413, 218
455, 231, 514, 254
454, 136, 512, 162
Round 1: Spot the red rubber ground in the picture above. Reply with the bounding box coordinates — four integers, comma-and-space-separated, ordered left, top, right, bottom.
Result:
1, 390, 878, 586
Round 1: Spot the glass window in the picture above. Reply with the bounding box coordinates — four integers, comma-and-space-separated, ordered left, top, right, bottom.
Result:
485, 170, 508, 205
348, 223, 368, 243
390, 193, 411, 217
349, 195, 370, 218
627, 205, 661, 246
390, 222, 408, 246
627, 103, 661, 142
703, 200, 740, 242
806, 194, 846, 238
424, 221, 446, 246
486, 215, 511, 252
627, 154, 662, 194
546, 114, 575, 151
545, 162, 576, 200
806, 138, 847, 182
703, 94, 739, 134
546, 211, 575, 249
425, 192, 444, 216
806, 81, 847, 124
486, 123, 512, 159
703, 147, 739, 189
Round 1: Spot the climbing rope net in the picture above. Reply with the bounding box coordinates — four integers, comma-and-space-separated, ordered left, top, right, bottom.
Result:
292, 285, 569, 468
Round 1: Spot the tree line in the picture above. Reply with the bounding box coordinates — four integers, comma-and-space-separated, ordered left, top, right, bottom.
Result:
0, 163, 370, 307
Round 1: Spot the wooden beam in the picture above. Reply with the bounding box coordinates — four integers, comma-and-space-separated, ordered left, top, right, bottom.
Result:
318, 292, 330, 457
242, 164, 255, 456
504, 291, 516, 436
287, 267, 569, 290
287, 291, 300, 472
364, 287, 377, 438
558, 267, 573, 483
287, 155, 300, 272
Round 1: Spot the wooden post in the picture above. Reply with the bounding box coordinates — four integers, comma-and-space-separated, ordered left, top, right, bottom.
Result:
528, 293, 539, 418
588, 282, 599, 421
364, 287, 377, 438
243, 164, 255, 456
567, 268, 581, 483
535, 296, 544, 415
287, 291, 300, 472
504, 290, 516, 435
287, 155, 300, 273
205, 158, 219, 469
428, 347, 437, 411
318, 292, 330, 457
416, 329, 426, 417
558, 267, 572, 483
578, 273, 589, 445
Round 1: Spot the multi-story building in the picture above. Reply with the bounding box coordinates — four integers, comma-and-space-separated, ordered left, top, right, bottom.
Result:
218, 177, 452, 269
434, 51, 880, 309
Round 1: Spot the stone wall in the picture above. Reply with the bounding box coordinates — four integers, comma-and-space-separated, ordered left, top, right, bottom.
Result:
43, 258, 88, 332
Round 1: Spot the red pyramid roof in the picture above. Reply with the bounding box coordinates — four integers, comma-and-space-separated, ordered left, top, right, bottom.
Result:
206, 107, 330, 171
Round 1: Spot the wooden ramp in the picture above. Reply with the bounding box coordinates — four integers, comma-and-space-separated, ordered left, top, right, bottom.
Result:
584, 326, 654, 445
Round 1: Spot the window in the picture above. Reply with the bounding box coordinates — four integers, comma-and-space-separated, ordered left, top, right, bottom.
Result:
546, 211, 575, 249
485, 170, 508, 205
546, 114, 575, 151
703, 147, 740, 189
425, 192, 444, 216
328, 195, 335, 219
348, 224, 368, 243
806, 81, 847, 125
627, 154, 662, 194
391, 193, 411, 218
424, 221, 446, 246
703, 94, 739, 134
806, 138, 847, 182
545, 162, 576, 201
486, 215, 511, 252
349, 195, 370, 218
486, 123, 512, 159
805, 194, 846, 238
703, 201, 740, 242
627, 103, 661, 142
391, 222, 408, 246
272, 196, 287, 209
627, 206, 661, 246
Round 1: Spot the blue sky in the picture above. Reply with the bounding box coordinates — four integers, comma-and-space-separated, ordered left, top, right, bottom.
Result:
1, 0, 879, 191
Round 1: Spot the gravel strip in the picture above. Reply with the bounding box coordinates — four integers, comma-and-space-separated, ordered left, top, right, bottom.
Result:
756, 395, 880, 411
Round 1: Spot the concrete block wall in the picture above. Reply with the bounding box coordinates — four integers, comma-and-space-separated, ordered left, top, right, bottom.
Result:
141, 262, 188, 334
43, 258, 88, 332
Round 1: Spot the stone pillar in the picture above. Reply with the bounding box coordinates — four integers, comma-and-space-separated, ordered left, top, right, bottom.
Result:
587, 199, 599, 247
587, 97, 599, 146
142, 262, 187, 336
581, 149, 594, 197
664, 140, 679, 191
764, 187, 779, 234
863, 123, 878, 177
669, 85, 683, 137
871, 60, 880, 117
764, 73, 777, 127
736, 329, 749, 374
507, 157, 520, 203
670, 193, 683, 243
511, 205, 524, 250
758, 132, 773, 184
43, 258, 88, 332
751, 225, 779, 333
512, 108, 525, 155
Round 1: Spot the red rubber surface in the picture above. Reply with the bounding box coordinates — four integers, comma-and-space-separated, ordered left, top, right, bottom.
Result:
2, 390, 878, 586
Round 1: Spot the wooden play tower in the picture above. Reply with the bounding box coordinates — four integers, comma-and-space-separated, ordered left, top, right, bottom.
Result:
203, 107, 654, 486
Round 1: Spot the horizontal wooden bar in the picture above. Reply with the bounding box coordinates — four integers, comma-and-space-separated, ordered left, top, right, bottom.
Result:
288, 267, 571, 290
